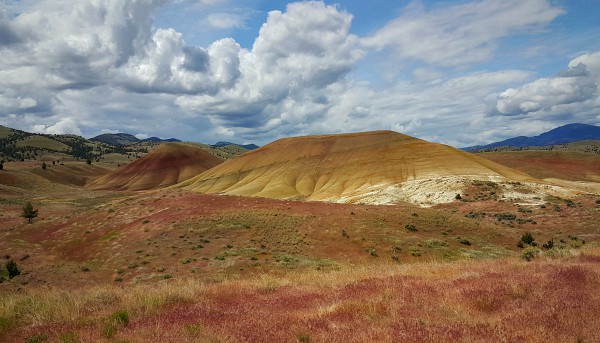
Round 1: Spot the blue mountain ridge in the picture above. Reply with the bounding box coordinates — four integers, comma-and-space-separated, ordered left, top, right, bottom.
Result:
463, 123, 600, 151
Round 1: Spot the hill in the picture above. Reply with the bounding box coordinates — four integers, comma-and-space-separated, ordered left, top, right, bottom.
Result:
90, 133, 140, 146
90, 133, 182, 146
0, 125, 245, 166
143, 137, 182, 143
477, 149, 600, 183
181, 130, 536, 206
87, 143, 223, 191
0, 125, 132, 162
213, 141, 260, 150
464, 123, 600, 151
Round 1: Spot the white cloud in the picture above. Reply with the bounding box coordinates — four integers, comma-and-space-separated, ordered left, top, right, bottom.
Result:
0, 0, 591, 148
363, 0, 564, 67
135, 133, 149, 139
31, 118, 82, 135
491, 52, 600, 117
0, 93, 37, 111
175, 1, 363, 130
100, 128, 120, 134
206, 12, 245, 29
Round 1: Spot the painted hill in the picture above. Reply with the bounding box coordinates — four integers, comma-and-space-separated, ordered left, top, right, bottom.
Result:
181, 131, 535, 205
87, 143, 223, 191
464, 123, 600, 151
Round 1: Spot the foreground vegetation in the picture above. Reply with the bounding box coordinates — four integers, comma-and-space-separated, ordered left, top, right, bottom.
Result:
1, 147, 599, 342
1, 250, 599, 342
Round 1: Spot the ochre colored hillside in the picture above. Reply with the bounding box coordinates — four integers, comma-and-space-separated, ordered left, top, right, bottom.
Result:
88, 143, 223, 191
181, 131, 533, 203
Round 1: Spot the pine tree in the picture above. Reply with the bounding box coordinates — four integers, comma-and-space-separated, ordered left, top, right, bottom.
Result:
21, 202, 38, 224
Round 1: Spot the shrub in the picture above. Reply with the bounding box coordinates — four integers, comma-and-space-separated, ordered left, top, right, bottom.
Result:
521, 247, 540, 261
459, 238, 471, 246
6, 259, 20, 279
101, 310, 130, 338
455, 193, 462, 200
26, 333, 48, 343
520, 232, 535, 246
405, 224, 417, 232
542, 239, 554, 250
425, 239, 448, 248
297, 332, 311, 343
110, 310, 129, 326
496, 212, 516, 221
41, 162, 46, 170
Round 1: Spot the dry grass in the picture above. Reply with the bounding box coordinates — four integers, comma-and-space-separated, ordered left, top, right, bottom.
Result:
2, 249, 600, 342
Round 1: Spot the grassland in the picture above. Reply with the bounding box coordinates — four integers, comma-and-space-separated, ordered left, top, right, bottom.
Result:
1, 252, 600, 342
1, 153, 600, 342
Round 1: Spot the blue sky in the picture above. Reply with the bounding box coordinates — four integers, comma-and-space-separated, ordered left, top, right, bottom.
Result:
1, 0, 599, 147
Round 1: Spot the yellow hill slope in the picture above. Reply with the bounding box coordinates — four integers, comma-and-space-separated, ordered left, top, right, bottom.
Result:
88, 143, 223, 191
181, 131, 536, 205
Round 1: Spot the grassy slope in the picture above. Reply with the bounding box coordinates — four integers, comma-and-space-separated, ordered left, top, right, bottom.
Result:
0, 151, 599, 342
15, 135, 70, 152
0, 126, 12, 139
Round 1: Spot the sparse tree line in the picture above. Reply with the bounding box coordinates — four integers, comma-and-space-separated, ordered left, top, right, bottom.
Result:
0, 131, 146, 162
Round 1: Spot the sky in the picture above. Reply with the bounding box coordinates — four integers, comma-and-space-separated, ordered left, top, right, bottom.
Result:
0, 0, 599, 147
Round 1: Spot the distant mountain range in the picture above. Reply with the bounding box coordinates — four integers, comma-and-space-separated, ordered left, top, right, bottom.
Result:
463, 123, 600, 151
90, 133, 181, 146
212, 141, 260, 150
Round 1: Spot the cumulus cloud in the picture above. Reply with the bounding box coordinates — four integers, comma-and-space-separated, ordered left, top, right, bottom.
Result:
31, 118, 82, 135
0, 0, 591, 148
491, 52, 600, 117
118, 29, 242, 94
363, 0, 564, 67
175, 1, 363, 130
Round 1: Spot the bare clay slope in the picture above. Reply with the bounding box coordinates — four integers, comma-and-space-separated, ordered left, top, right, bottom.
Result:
88, 143, 223, 191
182, 131, 534, 204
